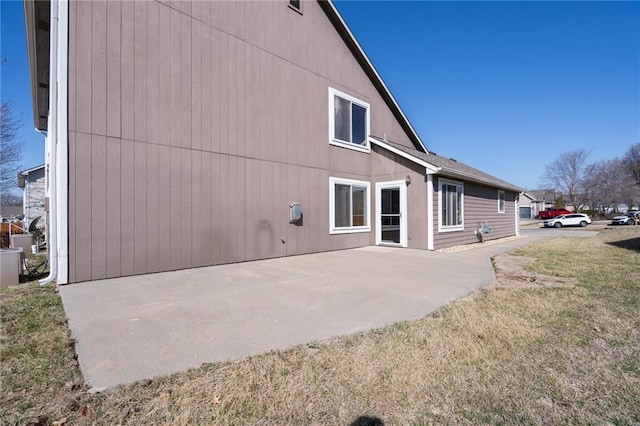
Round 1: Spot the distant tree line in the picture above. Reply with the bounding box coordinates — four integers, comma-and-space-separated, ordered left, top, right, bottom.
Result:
541, 143, 640, 214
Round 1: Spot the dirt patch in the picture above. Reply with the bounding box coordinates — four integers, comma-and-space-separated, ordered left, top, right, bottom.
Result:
486, 253, 578, 290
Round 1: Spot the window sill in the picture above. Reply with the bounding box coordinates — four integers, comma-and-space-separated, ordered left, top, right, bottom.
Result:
330, 139, 370, 153
438, 226, 464, 233
330, 226, 371, 235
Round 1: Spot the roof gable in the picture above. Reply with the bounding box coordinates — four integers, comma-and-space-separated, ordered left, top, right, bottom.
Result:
319, 0, 427, 153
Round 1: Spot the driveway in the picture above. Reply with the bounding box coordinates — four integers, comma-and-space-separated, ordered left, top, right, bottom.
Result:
59, 228, 597, 390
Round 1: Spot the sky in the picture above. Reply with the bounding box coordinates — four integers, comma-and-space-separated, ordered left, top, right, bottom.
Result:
334, 0, 640, 189
1, 0, 45, 174
1, 0, 639, 191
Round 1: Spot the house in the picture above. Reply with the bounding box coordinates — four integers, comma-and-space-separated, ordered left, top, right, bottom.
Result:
518, 192, 537, 219
18, 164, 46, 230
25, 0, 522, 285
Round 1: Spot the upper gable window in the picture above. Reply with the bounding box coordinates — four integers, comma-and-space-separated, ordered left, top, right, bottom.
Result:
328, 88, 370, 153
498, 190, 505, 213
289, 0, 302, 14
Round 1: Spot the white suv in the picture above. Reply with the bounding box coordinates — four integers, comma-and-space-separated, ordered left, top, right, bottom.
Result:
543, 213, 592, 228
611, 211, 640, 225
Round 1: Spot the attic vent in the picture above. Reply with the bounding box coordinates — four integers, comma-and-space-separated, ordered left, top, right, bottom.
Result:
449, 158, 457, 162
289, 0, 302, 14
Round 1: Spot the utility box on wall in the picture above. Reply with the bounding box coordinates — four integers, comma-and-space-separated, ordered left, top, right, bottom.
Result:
289, 203, 302, 224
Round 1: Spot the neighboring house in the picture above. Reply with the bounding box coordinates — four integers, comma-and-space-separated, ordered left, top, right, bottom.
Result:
25, 0, 522, 284
18, 164, 46, 230
518, 192, 536, 219
527, 189, 560, 216
0, 205, 23, 220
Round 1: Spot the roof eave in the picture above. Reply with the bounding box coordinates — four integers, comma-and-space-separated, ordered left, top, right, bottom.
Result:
436, 167, 523, 192
24, 0, 50, 131
319, 0, 429, 154
369, 137, 439, 173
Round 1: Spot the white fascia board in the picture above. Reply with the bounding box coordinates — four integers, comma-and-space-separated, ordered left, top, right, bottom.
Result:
369, 137, 440, 174
20, 164, 46, 175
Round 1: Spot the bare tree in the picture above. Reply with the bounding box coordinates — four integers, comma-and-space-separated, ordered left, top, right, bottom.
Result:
542, 148, 590, 212
622, 142, 640, 184
1, 101, 24, 204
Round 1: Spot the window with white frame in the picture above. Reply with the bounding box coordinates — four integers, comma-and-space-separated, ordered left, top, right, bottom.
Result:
439, 178, 464, 231
498, 190, 505, 213
329, 177, 370, 233
328, 88, 370, 152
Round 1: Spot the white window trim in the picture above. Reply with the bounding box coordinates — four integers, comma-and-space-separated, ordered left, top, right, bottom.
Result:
329, 177, 371, 234
328, 87, 370, 153
438, 177, 464, 232
498, 190, 506, 214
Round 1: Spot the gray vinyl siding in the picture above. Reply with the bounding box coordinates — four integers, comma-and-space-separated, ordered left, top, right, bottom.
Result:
433, 178, 517, 250
66, 0, 417, 282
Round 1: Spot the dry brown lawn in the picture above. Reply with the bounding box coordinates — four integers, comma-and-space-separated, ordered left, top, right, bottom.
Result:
2, 226, 639, 425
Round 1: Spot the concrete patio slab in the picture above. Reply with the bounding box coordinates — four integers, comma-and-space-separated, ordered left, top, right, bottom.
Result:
59, 228, 597, 390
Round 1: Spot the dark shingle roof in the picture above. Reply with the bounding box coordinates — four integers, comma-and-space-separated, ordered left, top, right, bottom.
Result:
370, 136, 522, 192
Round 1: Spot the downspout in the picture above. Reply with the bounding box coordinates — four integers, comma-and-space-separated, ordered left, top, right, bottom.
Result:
426, 173, 434, 250
40, 0, 68, 285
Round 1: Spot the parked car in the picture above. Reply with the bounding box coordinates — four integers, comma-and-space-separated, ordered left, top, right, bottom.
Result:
543, 213, 591, 228
611, 211, 640, 225
537, 208, 573, 219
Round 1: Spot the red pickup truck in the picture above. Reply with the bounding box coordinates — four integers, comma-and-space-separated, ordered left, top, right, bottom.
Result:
537, 208, 572, 219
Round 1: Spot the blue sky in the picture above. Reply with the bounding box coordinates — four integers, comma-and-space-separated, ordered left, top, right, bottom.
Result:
334, 0, 640, 189
1, 0, 45, 174
1, 1, 639, 191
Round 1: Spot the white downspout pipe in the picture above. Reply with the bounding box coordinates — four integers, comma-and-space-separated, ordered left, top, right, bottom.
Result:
40, 0, 68, 285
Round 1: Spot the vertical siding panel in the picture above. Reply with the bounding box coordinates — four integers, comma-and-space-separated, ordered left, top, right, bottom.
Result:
134, 1, 147, 142
201, 24, 211, 153
68, 1, 77, 133
169, 8, 181, 147
106, 137, 121, 278
146, 143, 159, 273
158, 3, 170, 146
91, 1, 107, 136
67, 132, 77, 282
235, 156, 246, 261
181, 14, 192, 150
211, 153, 221, 265
120, 139, 135, 276
191, 151, 202, 267
181, 149, 192, 268
227, 37, 237, 157
243, 158, 254, 260
244, 46, 256, 159
218, 32, 229, 154
236, 39, 245, 158
121, 1, 135, 140
157, 145, 172, 271
201, 0, 212, 27
134, 141, 147, 274
74, 133, 92, 281
191, 0, 201, 21
91, 135, 107, 280
201, 151, 213, 265
191, 19, 202, 151
170, 146, 182, 270
210, 29, 221, 153
106, 0, 121, 138
217, 155, 229, 263
75, 1, 92, 134
146, 1, 159, 145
